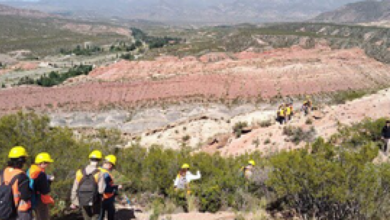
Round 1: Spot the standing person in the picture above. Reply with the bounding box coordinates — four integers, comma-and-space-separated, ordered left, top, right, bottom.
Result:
276, 105, 286, 125
288, 103, 294, 121
173, 163, 201, 193
70, 150, 105, 220
27, 153, 55, 220
98, 155, 122, 220
0, 146, 32, 220
242, 160, 256, 180
285, 105, 291, 123
382, 120, 390, 154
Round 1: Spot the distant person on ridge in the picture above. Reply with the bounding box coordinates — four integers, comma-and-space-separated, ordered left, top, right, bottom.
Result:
174, 163, 201, 194
382, 120, 390, 154
0, 146, 32, 220
276, 104, 286, 125
70, 150, 105, 220
27, 153, 55, 220
241, 160, 256, 180
288, 103, 294, 121
302, 96, 312, 116
98, 155, 122, 220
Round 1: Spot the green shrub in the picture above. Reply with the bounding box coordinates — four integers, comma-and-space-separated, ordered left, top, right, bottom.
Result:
17, 65, 93, 87
2, 112, 390, 218
196, 185, 222, 213
283, 126, 316, 145
233, 122, 248, 138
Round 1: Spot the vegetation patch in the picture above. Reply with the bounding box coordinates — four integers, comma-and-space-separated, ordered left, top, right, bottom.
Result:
17, 65, 93, 87
1, 112, 390, 219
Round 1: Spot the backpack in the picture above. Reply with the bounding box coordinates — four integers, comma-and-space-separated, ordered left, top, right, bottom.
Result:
77, 169, 100, 206
0, 170, 19, 219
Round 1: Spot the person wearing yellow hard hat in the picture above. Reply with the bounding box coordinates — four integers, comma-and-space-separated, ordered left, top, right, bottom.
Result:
242, 160, 256, 180
70, 150, 105, 220
1, 146, 33, 220
98, 155, 122, 220
174, 163, 201, 192
27, 153, 55, 220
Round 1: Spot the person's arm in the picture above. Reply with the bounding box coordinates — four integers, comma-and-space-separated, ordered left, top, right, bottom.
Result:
382, 127, 386, 138
70, 178, 79, 206
187, 171, 201, 182
18, 174, 31, 202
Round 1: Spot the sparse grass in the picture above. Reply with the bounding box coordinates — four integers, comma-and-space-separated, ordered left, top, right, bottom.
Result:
306, 118, 313, 125
259, 120, 272, 128
283, 126, 317, 145
331, 90, 369, 105
0, 15, 128, 56
252, 138, 260, 148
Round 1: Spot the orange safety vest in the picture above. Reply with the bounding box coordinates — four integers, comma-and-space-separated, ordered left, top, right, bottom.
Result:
28, 165, 54, 205
3, 167, 31, 212
98, 168, 115, 200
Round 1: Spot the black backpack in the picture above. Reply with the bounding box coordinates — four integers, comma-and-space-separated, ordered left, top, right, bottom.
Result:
77, 169, 100, 206
0, 170, 19, 220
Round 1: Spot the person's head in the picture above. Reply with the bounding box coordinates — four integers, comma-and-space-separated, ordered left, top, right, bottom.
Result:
103, 155, 116, 170
8, 146, 28, 169
180, 163, 190, 174
387, 120, 390, 126
248, 160, 256, 168
89, 150, 103, 165
35, 152, 54, 169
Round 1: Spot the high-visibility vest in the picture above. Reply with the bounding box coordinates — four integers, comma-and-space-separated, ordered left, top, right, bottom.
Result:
27, 165, 54, 206
98, 168, 115, 200
279, 109, 285, 117
3, 167, 31, 212
286, 107, 291, 115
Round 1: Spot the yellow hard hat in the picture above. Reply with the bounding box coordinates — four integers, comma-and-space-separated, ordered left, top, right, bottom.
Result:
35, 152, 54, 164
181, 163, 190, 169
248, 160, 256, 166
104, 155, 117, 166
8, 146, 29, 159
89, 150, 103, 160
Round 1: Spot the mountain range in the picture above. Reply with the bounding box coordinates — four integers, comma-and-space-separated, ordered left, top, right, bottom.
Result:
1, 0, 362, 23
314, 0, 390, 23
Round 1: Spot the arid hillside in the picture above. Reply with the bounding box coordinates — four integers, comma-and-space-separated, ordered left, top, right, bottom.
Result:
1, 45, 389, 113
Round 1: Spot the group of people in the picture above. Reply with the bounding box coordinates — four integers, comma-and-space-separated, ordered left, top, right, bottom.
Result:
276, 103, 294, 125
0, 147, 120, 220
276, 96, 313, 125
0, 145, 257, 220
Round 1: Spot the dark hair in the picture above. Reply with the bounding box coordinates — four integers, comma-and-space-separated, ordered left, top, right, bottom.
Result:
387, 120, 390, 124
90, 158, 101, 163
7, 157, 27, 169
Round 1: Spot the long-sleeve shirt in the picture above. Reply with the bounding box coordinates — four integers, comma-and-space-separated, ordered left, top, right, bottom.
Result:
382, 126, 390, 139
173, 171, 201, 189
71, 164, 105, 206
